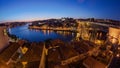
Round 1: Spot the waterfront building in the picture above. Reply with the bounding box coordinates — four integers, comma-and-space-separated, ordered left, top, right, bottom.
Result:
0, 26, 9, 52
76, 20, 108, 43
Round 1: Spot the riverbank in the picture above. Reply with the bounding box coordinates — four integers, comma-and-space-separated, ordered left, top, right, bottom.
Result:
29, 25, 77, 32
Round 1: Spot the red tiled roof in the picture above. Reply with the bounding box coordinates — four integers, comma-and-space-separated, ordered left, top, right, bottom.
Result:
83, 57, 106, 68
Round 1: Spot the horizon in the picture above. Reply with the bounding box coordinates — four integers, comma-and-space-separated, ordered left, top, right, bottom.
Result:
0, 0, 120, 23
0, 17, 120, 23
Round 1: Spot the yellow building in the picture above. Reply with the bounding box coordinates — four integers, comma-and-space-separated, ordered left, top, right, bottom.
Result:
108, 27, 120, 45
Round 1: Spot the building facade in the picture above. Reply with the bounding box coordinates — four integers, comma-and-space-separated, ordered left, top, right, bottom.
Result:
0, 26, 9, 52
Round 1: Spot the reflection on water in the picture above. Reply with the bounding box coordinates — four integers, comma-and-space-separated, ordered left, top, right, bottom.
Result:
9, 24, 76, 42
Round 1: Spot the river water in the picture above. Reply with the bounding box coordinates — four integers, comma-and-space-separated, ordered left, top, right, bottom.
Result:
9, 24, 76, 42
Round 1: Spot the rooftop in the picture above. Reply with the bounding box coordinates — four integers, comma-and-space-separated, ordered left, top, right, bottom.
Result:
83, 57, 106, 68
0, 42, 20, 63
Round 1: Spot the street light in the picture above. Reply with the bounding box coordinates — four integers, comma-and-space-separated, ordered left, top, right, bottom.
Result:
116, 53, 120, 57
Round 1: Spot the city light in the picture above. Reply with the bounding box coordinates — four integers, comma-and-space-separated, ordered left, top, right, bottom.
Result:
0, 0, 120, 68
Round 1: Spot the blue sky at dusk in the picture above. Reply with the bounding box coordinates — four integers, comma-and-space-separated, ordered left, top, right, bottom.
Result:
0, 0, 120, 22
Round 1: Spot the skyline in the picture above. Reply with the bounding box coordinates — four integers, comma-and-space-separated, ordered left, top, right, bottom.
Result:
0, 0, 120, 23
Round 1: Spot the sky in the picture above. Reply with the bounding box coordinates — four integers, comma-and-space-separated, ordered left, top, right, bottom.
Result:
0, 0, 120, 22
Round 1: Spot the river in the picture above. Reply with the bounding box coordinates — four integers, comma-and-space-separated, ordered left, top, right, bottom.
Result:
8, 24, 76, 42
